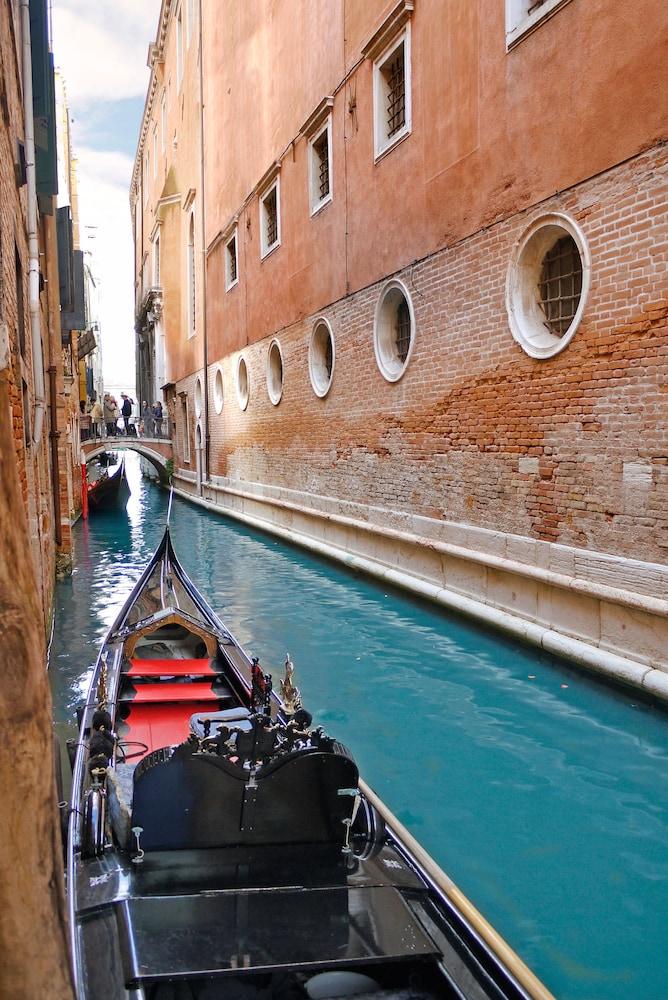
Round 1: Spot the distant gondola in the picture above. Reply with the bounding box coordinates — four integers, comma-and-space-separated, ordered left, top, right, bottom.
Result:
66, 525, 554, 1000
87, 457, 130, 512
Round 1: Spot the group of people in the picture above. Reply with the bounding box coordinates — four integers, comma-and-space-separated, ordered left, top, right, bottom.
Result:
82, 393, 165, 439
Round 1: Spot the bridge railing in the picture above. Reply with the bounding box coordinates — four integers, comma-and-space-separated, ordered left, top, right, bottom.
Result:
80, 429, 171, 446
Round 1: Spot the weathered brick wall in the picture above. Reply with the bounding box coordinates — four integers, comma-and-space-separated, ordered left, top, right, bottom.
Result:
0, 1, 60, 624
173, 144, 668, 566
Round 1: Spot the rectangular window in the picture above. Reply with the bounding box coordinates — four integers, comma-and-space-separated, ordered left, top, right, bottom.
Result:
308, 117, 333, 215
161, 91, 167, 152
176, 6, 183, 88
260, 180, 280, 259
373, 27, 411, 160
152, 125, 158, 177
505, 0, 573, 48
225, 229, 238, 290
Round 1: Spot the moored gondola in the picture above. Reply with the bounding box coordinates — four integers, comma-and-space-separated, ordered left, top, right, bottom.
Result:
87, 457, 131, 512
66, 527, 555, 1000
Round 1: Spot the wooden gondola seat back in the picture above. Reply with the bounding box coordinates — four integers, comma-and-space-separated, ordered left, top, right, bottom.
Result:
123, 612, 218, 659
131, 744, 359, 852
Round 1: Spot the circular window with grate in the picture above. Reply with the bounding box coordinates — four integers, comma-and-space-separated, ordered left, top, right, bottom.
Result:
236, 356, 249, 410
506, 213, 590, 359
373, 279, 415, 382
213, 367, 224, 414
266, 339, 284, 405
309, 319, 335, 397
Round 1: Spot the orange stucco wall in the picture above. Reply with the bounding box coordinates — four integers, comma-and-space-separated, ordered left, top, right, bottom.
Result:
199, 0, 668, 362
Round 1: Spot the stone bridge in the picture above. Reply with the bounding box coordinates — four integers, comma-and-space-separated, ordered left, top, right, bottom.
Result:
81, 437, 173, 484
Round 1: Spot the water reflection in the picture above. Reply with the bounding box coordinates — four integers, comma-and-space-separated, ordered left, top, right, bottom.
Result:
50, 454, 668, 1000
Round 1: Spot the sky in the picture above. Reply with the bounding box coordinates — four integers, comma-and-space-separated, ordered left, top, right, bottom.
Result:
51, 0, 162, 390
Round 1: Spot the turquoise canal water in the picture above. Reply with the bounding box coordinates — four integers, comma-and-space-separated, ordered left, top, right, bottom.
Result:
49, 455, 668, 1000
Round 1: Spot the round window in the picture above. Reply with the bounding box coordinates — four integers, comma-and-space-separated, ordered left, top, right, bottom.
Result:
506, 213, 590, 359
213, 367, 224, 414
194, 376, 203, 418
266, 339, 284, 405
373, 280, 415, 382
309, 319, 335, 397
236, 356, 249, 410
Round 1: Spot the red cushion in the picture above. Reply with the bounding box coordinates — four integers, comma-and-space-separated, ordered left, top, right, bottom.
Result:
120, 702, 213, 755
129, 681, 219, 703
128, 658, 214, 677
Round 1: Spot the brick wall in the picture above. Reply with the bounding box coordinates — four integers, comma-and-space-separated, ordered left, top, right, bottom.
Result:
171, 144, 668, 566
0, 0, 69, 626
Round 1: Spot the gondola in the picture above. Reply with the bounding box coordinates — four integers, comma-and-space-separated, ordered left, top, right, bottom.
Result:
87, 457, 131, 512
66, 524, 554, 1000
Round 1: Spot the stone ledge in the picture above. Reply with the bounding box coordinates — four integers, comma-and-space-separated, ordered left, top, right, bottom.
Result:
174, 475, 668, 687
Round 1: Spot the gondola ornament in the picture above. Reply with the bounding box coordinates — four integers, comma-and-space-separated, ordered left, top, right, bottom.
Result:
279, 652, 302, 715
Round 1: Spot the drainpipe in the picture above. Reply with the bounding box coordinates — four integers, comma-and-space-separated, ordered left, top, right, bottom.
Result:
20, 0, 46, 447
198, 0, 210, 484
47, 364, 62, 545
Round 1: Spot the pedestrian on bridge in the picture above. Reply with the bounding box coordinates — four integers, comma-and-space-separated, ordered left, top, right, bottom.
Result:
90, 398, 104, 439
152, 401, 164, 438
103, 394, 116, 437
141, 401, 154, 438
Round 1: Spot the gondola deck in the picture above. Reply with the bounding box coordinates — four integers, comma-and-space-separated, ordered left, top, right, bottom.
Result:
66, 527, 555, 1000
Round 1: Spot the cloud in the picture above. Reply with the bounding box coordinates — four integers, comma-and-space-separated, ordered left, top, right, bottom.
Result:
76, 148, 136, 386
52, 0, 162, 109
50, 1, 162, 388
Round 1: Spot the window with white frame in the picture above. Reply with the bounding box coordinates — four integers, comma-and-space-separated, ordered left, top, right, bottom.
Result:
373, 26, 411, 160
260, 179, 280, 259
373, 279, 416, 382
266, 339, 284, 405
176, 5, 184, 88
308, 117, 333, 215
187, 211, 196, 337
505, 0, 573, 48
225, 228, 238, 290
153, 234, 160, 287
506, 212, 590, 359
152, 125, 158, 177
309, 318, 335, 398
236, 356, 249, 410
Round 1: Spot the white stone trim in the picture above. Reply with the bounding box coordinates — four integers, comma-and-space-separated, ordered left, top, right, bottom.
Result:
373, 278, 416, 382
235, 355, 249, 411
308, 114, 333, 217
372, 23, 412, 162
225, 226, 239, 291
266, 339, 284, 406
309, 317, 335, 398
213, 365, 224, 414
506, 212, 590, 359
259, 176, 281, 259
506, 0, 574, 50
194, 375, 203, 418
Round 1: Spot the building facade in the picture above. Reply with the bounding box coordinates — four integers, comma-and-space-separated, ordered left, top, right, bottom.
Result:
0, 0, 83, 629
132, 0, 668, 675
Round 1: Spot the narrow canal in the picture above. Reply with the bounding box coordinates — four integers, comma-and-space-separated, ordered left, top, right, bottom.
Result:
50, 455, 668, 1000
